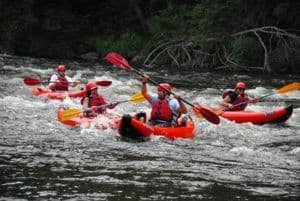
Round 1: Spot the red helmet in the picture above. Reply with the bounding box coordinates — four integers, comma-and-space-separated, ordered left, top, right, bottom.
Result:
86, 82, 98, 91
56, 65, 66, 71
157, 83, 172, 92
235, 82, 246, 89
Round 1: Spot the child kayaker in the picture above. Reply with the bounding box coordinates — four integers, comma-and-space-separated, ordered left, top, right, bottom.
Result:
49, 65, 78, 91
81, 82, 118, 117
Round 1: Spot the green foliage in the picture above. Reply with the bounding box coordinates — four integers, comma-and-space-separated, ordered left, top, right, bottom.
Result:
0, 0, 35, 53
230, 37, 264, 66
95, 32, 146, 58
269, 44, 300, 73
40, 9, 88, 33
147, 3, 191, 39
147, 0, 247, 42
0, 0, 298, 73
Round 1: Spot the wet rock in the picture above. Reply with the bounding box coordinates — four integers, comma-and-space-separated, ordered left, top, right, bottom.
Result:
79, 52, 99, 60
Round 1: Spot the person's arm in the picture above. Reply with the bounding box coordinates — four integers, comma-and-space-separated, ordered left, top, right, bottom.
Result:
178, 99, 187, 114
220, 95, 233, 110
49, 75, 57, 90
107, 101, 118, 109
82, 97, 89, 110
141, 74, 151, 103
82, 97, 99, 116
174, 94, 187, 114
247, 94, 259, 104
66, 76, 78, 87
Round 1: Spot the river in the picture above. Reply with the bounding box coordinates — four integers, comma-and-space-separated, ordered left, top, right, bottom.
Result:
0, 54, 299, 200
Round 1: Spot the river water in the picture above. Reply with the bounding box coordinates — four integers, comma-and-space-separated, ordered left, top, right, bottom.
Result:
0, 54, 299, 201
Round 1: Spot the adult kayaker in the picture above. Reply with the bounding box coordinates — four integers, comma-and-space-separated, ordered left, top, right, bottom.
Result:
49, 65, 78, 91
221, 82, 258, 111
141, 75, 187, 127
81, 82, 118, 117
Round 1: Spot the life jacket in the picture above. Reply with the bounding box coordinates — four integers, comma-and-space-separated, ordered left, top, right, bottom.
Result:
54, 75, 69, 91
81, 95, 106, 116
150, 99, 173, 122
223, 90, 249, 111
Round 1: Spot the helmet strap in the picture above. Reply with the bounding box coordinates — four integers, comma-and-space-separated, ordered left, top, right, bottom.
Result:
163, 91, 170, 98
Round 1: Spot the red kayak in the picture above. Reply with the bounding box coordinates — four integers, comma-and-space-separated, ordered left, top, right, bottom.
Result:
219, 105, 293, 124
33, 87, 86, 100
57, 107, 120, 130
118, 112, 196, 140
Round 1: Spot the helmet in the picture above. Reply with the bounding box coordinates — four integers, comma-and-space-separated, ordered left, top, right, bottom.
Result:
235, 82, 246, 89
157, 83, 172, 92
86, 82, 98, 91
56, 65, 66, 71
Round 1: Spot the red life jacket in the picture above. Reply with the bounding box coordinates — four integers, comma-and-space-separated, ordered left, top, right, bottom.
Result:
81, 95, 107, 114
231, 95, 249, 111
54, 75, 69, 91
223, 91, 249, 111
150, 99, 173, 122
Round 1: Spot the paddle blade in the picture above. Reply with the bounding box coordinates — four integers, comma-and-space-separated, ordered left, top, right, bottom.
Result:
60, 108, 83, 121
276, 82, 300, 94
193, 103, 220, 124
105, 52, 131, 70
129, 92, 147, 103
95, 80, 112, 86
193, 106, 221, 118
193, 107, 204, 118
23, 77, 41, 86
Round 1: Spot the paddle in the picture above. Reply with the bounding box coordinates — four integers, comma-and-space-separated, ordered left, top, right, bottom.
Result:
59, 92, 147, 121
23, 77, 112, 87
194, 82, 300, 118
105, 52, 220, 125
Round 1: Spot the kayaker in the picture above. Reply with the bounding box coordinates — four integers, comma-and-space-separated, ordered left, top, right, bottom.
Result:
221, 82, 258, 111
141, 75, 187, 127
49, 65, 78, 91
81, 82, 118, 117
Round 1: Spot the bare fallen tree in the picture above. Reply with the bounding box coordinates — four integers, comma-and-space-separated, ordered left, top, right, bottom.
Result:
230, 26, 299, 73
142, 26, 299, 73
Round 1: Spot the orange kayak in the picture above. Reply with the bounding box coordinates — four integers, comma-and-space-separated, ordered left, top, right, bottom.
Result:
118, 112, 196, 140
219, 105, 293, 124
32, 87, 86, 100
57, 107, 120, 130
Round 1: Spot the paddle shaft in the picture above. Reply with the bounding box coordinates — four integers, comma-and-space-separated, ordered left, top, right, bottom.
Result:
42, 81, 78, 84
24, 77, 112, 87
84, 102, 115, 112
61, 92, 146, 121
84, 97, 142, 112
228, 91, 275, 110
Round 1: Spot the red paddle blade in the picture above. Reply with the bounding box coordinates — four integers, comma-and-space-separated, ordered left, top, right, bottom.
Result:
23, 77, 41, 86
105, 52, 131, 70
193, 103, 220, 125
95, 80, 112, 86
